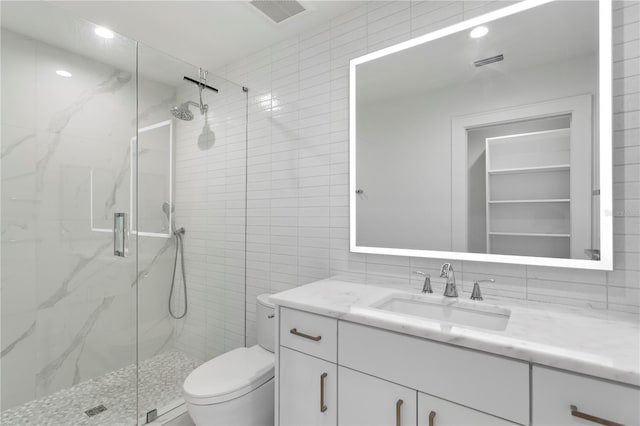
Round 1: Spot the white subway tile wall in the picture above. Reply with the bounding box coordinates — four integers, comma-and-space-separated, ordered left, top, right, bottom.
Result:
173, 79, 248, 361
178, 1, 639, 349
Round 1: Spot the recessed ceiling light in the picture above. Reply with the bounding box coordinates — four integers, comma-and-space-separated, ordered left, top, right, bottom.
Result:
470, 26, 489, 39
56, 70, 72, 78
94, 26, 114, 39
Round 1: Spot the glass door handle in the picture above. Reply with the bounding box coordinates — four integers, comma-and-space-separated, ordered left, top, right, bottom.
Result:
114, 212, 127, 257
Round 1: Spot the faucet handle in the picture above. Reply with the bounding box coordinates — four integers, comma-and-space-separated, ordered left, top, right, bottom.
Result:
470, 278, 494, 301
413, 271, 433, 294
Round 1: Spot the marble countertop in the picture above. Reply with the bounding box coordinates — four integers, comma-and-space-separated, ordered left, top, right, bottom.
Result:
269, 278, 640, 387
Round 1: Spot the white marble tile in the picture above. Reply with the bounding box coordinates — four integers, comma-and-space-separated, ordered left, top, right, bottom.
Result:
0, 241, 37, 316
0, 312, 37, 410
1, 125, 38, 205
35, 45, 136, 138
0, 30, 37, 129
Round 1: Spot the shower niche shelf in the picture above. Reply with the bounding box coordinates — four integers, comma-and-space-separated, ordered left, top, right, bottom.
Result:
485, 128, 572, 259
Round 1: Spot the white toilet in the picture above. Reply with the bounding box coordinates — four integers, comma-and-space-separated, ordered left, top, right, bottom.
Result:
183, 294, 275, 426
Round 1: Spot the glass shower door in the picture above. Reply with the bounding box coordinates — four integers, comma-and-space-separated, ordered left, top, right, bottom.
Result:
1, 3, 250, 425
135, 43, 248, 422
1, 2, 139, 424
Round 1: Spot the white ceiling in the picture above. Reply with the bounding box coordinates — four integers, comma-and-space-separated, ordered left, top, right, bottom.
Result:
53, 0, 364, 72
356, 0, 598, 103
1, 0, 363, 88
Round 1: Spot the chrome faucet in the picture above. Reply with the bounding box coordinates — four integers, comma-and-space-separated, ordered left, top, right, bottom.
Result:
440, 263, 458, 297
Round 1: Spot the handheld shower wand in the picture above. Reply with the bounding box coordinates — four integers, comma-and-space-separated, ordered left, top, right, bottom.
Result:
163, 202, 187, 319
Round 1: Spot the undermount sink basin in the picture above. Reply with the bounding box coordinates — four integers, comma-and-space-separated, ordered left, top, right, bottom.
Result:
369, 293, 511, 331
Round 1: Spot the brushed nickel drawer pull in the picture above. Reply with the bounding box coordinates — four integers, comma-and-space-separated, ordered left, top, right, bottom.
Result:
320, 373, 328, 413
429, 411, 436, 426
570, 405, 624, 426
290, 328, 321, 341
396, 399, 403, 426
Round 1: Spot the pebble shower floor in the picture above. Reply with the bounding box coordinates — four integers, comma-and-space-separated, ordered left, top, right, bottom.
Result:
1, 350, 201, 425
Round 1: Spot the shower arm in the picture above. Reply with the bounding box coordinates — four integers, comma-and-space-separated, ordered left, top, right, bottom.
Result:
178, 100, 205, 117
197, 86, 207, 115
198, 69, 209, 115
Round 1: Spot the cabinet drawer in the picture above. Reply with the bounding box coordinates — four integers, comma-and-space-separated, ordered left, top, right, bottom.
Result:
338, 321, 529, 425
532, 366, 640, 426
418, 392, 519, 426
280, 307, 337, 362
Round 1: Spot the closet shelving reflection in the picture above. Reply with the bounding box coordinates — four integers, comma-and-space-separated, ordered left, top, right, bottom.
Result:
485, 128, 571, 258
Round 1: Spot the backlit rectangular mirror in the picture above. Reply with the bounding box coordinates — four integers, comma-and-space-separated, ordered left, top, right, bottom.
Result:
350, 0, 612, 270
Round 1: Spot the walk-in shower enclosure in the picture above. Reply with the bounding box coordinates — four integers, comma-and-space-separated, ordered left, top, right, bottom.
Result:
0, 2, 248, 424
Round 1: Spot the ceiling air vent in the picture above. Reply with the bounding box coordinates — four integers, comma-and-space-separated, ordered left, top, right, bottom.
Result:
250, 1, 306, 23
474, 54, 504, 67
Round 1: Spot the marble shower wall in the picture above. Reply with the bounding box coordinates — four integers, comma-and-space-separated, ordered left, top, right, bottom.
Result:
172, 77, 248, 362
1, 28, 176, 410
206, 0, 640, 346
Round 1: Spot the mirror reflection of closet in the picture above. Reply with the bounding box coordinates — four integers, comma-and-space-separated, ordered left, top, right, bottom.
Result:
467, 115, 578, 258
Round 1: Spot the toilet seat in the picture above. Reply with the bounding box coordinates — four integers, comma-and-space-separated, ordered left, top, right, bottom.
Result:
183, 346, 274, 406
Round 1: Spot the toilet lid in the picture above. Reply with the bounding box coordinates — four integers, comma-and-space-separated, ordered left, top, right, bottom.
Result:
183, 346, 274, 405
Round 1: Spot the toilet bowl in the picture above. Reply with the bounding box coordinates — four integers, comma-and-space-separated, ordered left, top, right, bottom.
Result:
183, 294, 275, 426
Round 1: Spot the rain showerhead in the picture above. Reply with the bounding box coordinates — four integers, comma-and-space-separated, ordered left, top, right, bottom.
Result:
170, 102, 195, 121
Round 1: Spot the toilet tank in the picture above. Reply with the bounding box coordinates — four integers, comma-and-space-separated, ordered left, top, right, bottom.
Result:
256, 294, 275, 352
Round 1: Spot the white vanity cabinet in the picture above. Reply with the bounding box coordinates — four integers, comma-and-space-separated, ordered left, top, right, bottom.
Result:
418, 393, 519, 426
277, 308, 527, 425
338, 366, 417, 426
276, 306, 639, 426
532, 366, 640, 426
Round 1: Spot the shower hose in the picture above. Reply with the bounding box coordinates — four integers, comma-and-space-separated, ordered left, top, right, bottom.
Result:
169, 227, 187, 319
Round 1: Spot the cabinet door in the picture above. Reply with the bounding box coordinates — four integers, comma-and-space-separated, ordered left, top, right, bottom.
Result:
338, 366, 417, 426
418, 392, 519, 426
279, 347, 337, 426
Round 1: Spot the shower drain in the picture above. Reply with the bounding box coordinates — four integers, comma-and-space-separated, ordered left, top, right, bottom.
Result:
84, 405, 107, 417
